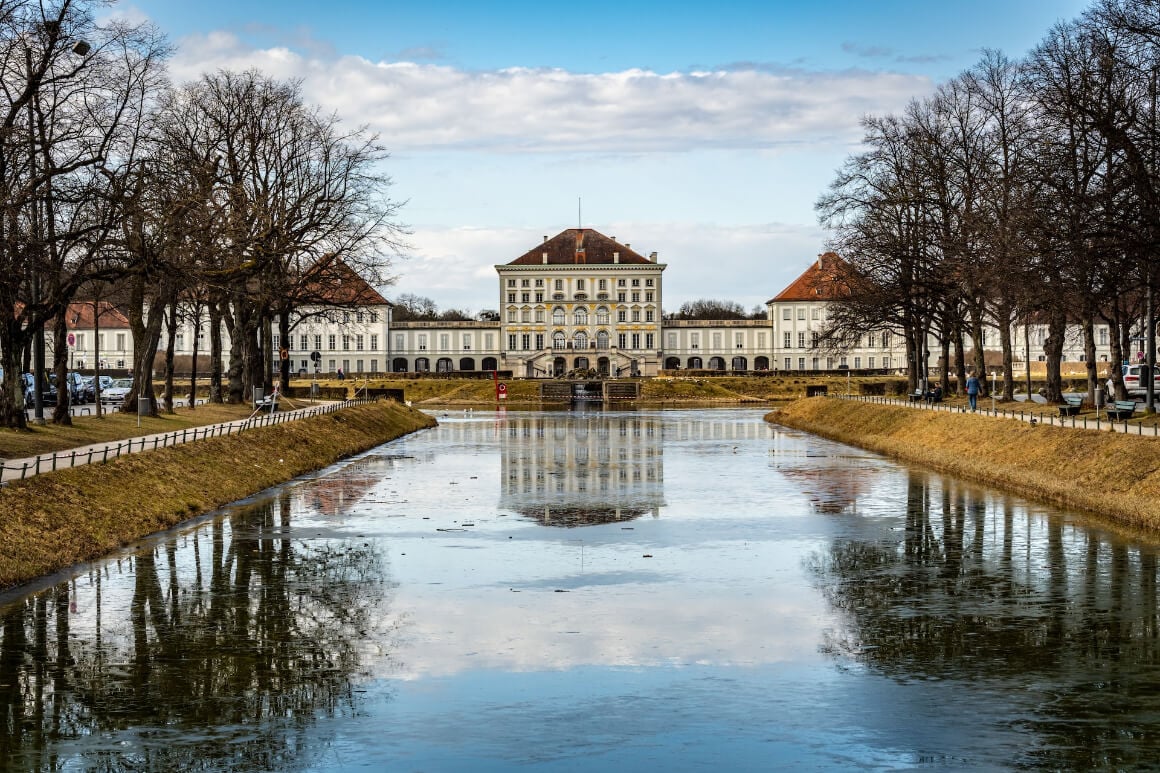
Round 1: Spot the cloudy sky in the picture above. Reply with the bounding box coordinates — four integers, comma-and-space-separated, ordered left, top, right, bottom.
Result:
127, 0, 1090, 315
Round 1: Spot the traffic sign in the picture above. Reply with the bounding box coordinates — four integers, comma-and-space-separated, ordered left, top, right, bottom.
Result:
1139, 351, 1146, 361
279, 348, 289, 361
67, 333, 75, 347
497, 382, 507, 400
310, 350, 321, 362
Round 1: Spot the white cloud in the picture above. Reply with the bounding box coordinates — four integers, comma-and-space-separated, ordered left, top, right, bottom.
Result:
169, 32, 932, 154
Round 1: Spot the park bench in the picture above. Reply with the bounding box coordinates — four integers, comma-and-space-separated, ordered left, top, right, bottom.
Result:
1106, 400, 1136, 421
1058, 393, 1084, 417
909, 390, 924, 402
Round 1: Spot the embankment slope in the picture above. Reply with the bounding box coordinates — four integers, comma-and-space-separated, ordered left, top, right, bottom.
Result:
0, 401, 436, 590
769, 398, 1160, 531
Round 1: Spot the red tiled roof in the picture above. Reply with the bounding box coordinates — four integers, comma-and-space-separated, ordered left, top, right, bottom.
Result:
769, 252, 852, 303
302, 259, 388, 306
64, 301, 131, 329
507, 229, 653, 266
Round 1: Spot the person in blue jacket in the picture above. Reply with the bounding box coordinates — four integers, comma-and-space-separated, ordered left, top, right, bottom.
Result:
965, 371, 981, 411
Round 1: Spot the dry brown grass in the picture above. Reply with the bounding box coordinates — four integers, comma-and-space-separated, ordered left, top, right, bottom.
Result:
0, 401, 436, 590
769, 398, 1160, 533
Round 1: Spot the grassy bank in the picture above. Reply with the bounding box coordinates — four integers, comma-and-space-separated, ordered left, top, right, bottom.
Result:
768, 397, 1160, 531
0, 401, 435, 590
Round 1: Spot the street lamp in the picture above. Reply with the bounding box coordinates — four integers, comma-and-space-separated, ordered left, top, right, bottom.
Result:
991, 370, 997, 414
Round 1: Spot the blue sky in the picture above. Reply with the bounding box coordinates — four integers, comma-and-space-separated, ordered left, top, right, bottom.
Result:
125, 0, 1091, 314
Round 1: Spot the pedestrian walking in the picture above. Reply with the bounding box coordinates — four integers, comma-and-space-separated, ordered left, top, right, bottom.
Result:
966, 371, 981, 412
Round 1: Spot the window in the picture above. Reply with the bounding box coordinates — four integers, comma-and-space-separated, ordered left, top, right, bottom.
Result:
485, 334, 494, 349
521, 279, 530, 287
782, 308, 791, 320
854, 356, 861, 369
554, 279, 563, 291
631, 333, 640, 348
598, 279, 607, 290
631, 279, 640, 287
342, 335, 351, 350
522, 308, 531, 322
439, 334, 449, 350
370, 312, 378, 323
329, 334, 337, 350
712, 332, 722, 349
521, 334, 531, 350
645, 292, 653, 302
1099, 327, 1108, 345
631, 292, 640, 303
645, 309, 655, 322
508, 293, 516, 303
343, 312, 350, 323
371, 359, 378, 372
508, 279, 516, 287
75, 333, 85, 350
646, 333, 654, 348
597, 307, 610, 324
783, 332, 791, 348
617, 279, 626, 287
577, 279, 585, 291
417, 334, 427, 351
553, 307, 566, 325
314, 335, 322, 351
329, 359, 336, 373
597, 331, 609, 349
535, 308, 545, 323
645, 279, 654, 287
757, 332, 766, 348
784, 357, 791, 370
574, 331, 588, 349
535, 292, 543, 302
868, 356, 875, 369
508, 309, 517, 322
535, 333, 544, 349
736, 333, 744, 349
811, 308, 819, 320
798, 357, 805, 370
521, 293, 530, 303
508, 334, 517, 349
618, 309, 627, 322
667, 333, 677, 349
574, 308, 588, 325
272, 334, 279, 349
356, 335, 364, 351
691, 333, 700, 349
371, 334, 378, 350
885, 356, 892, 369
553, 332, 566, 349
356, 312, 365, 323
812, 357, 819, 369
462, 334, 471, 350
882, 331, 891, 347
395, 334, 404, 351
632, 310, 640, 322
116, 333, 126, 350
867, 333, 876, 348
618, 292, 626, 302
798, 332, 805, 348
535, 279, 543, 287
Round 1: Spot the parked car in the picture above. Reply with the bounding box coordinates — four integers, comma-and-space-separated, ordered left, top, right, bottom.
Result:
1121, 364, 1160, 396
100, 378, 133, 405
22, 373, 57, 407
81, 375, 113, 403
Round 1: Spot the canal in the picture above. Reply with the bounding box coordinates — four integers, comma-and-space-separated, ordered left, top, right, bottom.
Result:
1, 407, 1158, 770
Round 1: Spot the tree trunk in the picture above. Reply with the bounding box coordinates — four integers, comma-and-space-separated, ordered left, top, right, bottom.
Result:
50, 312, 71, 426
1082, 317, 1097, 402
1043, 308, 1066, 403
189, 301, 201, 410
209, 296, 223, 403
162, 295, 178, 414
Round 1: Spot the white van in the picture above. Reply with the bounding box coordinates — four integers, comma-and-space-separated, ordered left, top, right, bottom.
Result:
1121, 364, 1160, 396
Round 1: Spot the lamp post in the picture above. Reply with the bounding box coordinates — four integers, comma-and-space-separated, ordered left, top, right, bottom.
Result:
991, 370, 997, 414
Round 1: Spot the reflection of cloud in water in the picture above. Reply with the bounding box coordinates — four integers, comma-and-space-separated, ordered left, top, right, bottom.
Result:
389, 589, 828, 679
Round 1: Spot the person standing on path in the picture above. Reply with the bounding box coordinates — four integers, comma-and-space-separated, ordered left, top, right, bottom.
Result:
966, 371, 981, 412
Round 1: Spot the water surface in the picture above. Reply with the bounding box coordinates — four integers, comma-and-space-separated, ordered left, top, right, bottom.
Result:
1, 408, 1158, 770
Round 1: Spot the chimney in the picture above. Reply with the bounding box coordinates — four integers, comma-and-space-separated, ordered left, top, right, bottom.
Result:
543, 235, 548, 242
613, 251, 620, 264
542, 252, 548, 264
649, 251, 657, 262
625, 243, 631, 249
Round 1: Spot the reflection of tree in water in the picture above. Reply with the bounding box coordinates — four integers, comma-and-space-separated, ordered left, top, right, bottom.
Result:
807, 471, 1160, 768
0, 493, 395, 772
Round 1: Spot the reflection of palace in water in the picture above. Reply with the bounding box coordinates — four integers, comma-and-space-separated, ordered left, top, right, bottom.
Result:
499, 414, 665, 526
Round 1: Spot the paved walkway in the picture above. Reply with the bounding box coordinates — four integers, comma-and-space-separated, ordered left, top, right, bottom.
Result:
1, 398, 366, 483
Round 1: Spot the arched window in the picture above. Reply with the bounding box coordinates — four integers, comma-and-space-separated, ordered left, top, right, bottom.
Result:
596, 306, 610, 324
553, 331, 566, 349
596, 330, 610, 350
552, 307, 566, 325
436, 358, 454, 373
574, 307, 588, 326
574, 331, 588, 350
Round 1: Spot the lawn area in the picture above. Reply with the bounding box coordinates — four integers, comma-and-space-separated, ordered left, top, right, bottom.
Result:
0, 402, 285, 460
